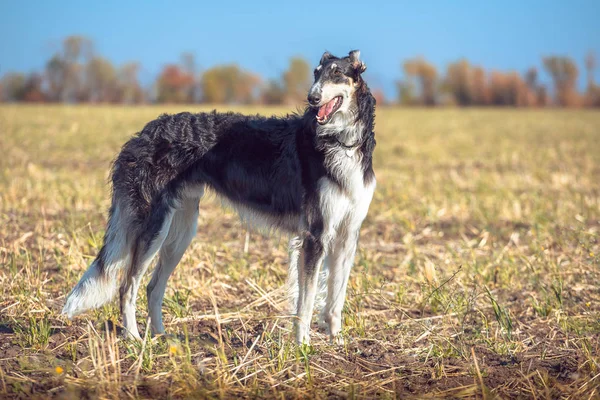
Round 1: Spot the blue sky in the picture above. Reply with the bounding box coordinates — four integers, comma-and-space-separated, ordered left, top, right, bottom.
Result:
1, 0, 599, 98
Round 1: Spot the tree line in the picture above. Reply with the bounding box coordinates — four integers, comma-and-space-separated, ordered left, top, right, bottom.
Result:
399, 55, 599, 107
1, 35, 599, 107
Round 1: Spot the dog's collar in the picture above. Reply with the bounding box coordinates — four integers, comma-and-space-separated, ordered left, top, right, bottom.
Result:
335, 137, 363, 149
321, 135, 365, 157
319, 131, 364, 148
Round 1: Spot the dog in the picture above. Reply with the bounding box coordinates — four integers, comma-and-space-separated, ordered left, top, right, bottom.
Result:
62, 50, 376, 344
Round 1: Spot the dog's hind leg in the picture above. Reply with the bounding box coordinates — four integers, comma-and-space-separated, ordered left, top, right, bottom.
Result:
147, 193, 202, 335
120, 203, 175, 340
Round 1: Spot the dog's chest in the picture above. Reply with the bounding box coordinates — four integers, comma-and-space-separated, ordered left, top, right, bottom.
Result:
318, 153, 375, 230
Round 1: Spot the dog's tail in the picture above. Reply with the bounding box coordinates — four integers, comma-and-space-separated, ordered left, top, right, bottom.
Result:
62, 200, 133, 318
62, 113, 209, 318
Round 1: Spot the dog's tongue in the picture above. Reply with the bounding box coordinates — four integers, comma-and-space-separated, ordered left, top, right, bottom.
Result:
318, 98, 337, 119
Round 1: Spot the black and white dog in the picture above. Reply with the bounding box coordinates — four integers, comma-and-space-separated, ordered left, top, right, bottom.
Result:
62, 50, 376, 344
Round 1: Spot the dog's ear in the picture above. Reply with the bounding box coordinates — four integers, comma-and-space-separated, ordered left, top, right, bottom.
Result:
320, 51, 334, 65
349, 50, 367, 74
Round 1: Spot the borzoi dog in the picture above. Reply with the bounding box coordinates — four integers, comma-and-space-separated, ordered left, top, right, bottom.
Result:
62, 50, 376, 344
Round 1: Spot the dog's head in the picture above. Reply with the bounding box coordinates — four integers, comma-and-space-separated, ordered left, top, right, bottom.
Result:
307, 50, 367, 125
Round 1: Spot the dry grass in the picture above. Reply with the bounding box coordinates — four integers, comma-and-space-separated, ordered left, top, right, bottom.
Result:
0, 104, 599, 399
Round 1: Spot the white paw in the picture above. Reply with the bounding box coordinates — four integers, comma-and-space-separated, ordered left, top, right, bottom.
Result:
318, 311, 342, 338
123, 327, 142, 341
317, 313, 329, 332
330, 333, 345, 345
294, 322, 311, 345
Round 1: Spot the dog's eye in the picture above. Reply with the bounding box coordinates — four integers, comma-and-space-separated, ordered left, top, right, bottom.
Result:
333, 69, 342, 76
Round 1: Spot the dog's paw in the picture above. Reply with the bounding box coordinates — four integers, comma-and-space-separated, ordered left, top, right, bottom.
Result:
122, 327, 143, 342
330, 333, 346, 346
295, 332, 311, 346
317, 315, 329, 332
294, 322, 311, 345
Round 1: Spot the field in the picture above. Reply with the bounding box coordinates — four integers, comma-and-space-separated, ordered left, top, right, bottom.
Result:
0, 105, 599, 399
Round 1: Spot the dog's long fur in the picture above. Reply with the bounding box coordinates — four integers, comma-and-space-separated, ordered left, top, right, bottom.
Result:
62, 50, 376, 344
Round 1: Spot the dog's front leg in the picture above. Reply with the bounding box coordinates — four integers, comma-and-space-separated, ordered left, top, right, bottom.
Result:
295, 230, 327, 345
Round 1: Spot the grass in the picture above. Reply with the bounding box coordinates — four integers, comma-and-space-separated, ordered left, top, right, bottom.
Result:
0, 104, 599, 398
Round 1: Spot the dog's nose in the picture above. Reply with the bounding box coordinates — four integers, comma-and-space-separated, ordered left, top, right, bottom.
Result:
308, 93, 321, 106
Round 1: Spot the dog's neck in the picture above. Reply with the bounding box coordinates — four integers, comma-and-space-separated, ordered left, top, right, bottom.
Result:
316, 117, 364, 148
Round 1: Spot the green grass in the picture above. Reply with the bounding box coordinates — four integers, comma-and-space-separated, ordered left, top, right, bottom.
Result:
0, 104, 599, 398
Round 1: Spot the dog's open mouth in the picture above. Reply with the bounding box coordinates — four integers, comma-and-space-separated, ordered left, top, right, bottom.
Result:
316, 96, 342, 124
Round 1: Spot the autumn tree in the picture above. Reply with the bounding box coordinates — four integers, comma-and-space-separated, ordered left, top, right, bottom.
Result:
85, 57, 117, 102
0, 72, 45, 102
61, 35, 94, 101
0, 73, 26, 101
156, 65, 194, 103
261, 80, 285, 104
259, 57, 310, 105
472, 67, 490, 105
489, 71, 530, 106
283, 57, 311, 104
201, 64, 260, 104
21, 73, 45, 102
585, 52, 595, 90
525, 67, 537, 91
45, 56, 67, 102
180, 52, 200, 102
442, 61, 536, 107
403, 57, 437, 105
45, 35, 94, 102
118, 62, 145, 104
584, 52, 600, 107
543, 56, 579, 107
397, 81, 416, 105
523, 67, 549, 107
444, 59, 475, 106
